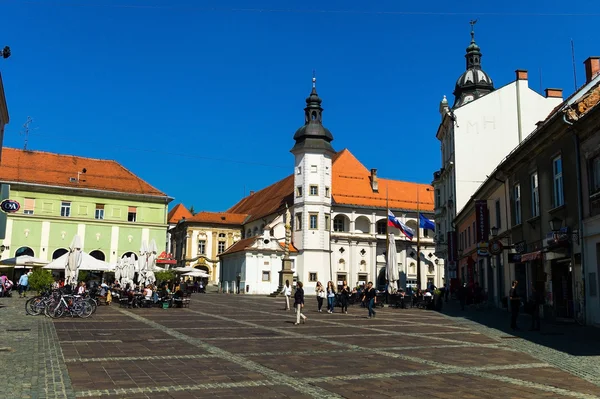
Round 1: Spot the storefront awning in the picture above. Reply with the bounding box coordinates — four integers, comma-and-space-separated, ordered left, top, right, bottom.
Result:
520, 250, 542, 262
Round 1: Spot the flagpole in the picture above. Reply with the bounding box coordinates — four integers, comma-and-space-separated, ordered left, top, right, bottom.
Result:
416, 187, 421, 290
386, 182, 389, 261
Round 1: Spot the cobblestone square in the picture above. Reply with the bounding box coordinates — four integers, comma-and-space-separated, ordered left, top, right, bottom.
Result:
2, 294, 600, 398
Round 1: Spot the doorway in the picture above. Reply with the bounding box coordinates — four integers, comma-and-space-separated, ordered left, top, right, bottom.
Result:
551, 260, 573, 318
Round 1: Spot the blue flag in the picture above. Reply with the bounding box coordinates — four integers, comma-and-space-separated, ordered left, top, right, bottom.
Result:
419, 213, 435, 231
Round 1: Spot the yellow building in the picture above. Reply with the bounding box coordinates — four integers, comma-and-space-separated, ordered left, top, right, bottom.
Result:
168, 204, 245, 284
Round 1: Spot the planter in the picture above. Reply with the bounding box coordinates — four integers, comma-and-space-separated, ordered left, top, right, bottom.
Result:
433, 294, 443, 311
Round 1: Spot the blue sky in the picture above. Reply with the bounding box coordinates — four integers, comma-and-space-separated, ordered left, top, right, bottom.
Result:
1, 0, 598, 212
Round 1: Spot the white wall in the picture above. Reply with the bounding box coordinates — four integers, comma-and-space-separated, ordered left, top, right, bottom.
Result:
454, 81, 562, 214
583, 217, 600, 325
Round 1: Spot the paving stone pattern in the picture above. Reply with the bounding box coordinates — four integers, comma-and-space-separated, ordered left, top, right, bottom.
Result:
3, 293, 600, 398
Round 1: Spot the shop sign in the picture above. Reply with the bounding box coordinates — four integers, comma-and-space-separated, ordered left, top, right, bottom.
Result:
508, 253, 521, 263
513, 241, 527, 254
475, 200, 489, 243
489, 240, 504, 255
477, 241, 489, 257
0, 199, 20, 213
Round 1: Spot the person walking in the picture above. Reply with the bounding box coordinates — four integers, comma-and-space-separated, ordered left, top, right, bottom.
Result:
294, 281, 306, 325
280, 280, 292, 311
315, 281, 325, 312
326, 281, 336, 313
18, 272, 29, 298
362, 281, 377, 318
340, 280, 350, 314
509, 280, 521, 331
530, 283, 541, 331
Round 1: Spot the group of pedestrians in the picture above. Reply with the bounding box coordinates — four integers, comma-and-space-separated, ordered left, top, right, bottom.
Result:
280, 279, 379, 324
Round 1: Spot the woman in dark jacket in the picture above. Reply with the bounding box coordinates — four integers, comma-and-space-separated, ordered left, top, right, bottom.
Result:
294, 281, 306, 325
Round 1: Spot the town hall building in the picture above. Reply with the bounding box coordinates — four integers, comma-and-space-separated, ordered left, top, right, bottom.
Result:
169, 77, 438, 295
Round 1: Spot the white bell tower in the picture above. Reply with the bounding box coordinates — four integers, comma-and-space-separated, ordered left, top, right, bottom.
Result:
290, 75, 335, 287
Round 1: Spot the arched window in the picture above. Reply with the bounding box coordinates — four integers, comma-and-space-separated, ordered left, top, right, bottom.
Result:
253, 227, 258, 236
89, 250, 105, 261
15, 246, 34, 257
122, 251, 138, 260
333, 215, 349, 232
359, 259, 367, 272
246, 229, 251, 238
354, 216, 370, 234
376, 219, 387, 235
52, 248, 68, 260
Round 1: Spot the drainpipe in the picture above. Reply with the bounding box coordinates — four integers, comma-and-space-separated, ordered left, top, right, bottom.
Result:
516, 80, 524, 142
563, 113, 586, 324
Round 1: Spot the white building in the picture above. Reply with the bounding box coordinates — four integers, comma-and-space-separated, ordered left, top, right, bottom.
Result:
174, 78, 440, 295
432, 25, 563, 284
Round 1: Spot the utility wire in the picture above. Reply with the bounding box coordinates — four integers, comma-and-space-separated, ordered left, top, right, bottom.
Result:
2, 1, 599, 17
7, 131, 290, 169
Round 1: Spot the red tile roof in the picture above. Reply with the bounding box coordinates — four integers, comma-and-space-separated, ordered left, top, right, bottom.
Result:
227, 149, 433, 222
187, 211, 248, 225
227, 174, 294, 223
0, 148, 167, 197
219, 237, 297, 256
168, 204, 193, 224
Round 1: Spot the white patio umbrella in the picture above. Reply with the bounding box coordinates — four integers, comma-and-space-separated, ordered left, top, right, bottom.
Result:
145, 239, 158, 285
183, 270, 209, 278
44, 252, 113, 271
173, 266, 196, 273
386, 233, 399, 293
66, 235, 83, 286
128, 254, 137, 284
137, 241, 148, 285
0, 255, 48, 267
114, 258, 123, 282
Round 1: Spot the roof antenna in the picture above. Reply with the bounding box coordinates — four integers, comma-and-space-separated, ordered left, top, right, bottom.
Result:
21, 116, 33, 150
571, 39, 578, 90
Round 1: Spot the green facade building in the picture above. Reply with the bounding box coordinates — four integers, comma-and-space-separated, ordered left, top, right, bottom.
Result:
0, 148, 172, 264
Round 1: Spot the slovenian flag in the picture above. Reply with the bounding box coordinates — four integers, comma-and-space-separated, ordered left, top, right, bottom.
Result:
388, 210, 414, 240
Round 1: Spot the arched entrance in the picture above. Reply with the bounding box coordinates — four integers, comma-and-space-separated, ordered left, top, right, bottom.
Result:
196, 265, 210, 274
52, 248, 68, 260
89, 250, 105, 261
121, 252, 138, 260
15, 246, 34, 257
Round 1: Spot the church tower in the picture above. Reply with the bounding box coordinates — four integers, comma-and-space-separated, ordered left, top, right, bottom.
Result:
290, 75, 335, 285
453, 20, 495, 108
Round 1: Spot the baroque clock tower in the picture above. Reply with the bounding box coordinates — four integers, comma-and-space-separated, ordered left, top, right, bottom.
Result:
290, 76, 335, 287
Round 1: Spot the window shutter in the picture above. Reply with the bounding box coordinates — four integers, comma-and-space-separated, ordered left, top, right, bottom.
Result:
24, 198, 35, 210
128, 206, 137, 213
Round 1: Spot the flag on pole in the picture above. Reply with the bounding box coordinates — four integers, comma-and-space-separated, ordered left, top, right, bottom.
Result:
419, 213, 435, 231
388, 210, 414, 240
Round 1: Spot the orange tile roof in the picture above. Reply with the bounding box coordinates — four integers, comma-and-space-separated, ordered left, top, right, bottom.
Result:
227, 174, 294, 223
332, 150, 434, 211
168, 204, 193, 224
226, 149, 433, 221
219, 237, 255, 256
219, 237, 297, 256
0, 148, 167, 197
188, 211, 248, 225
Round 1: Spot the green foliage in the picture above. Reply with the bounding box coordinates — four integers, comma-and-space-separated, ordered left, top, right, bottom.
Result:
155, 270, 176, 283
189, 205, 197, 216
434, 289, 442, 297
28, 268, 54, 293
78, 271, 89, 282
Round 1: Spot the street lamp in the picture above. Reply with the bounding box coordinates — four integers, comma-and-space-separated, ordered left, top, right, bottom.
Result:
549, 217, 562, 231
490, 226, 499, 238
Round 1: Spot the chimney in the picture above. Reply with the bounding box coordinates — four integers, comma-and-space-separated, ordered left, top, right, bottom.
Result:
370, 168, 378, 192
515, 69, 528, 80
544, 88, 563, 98
584, 56, 600, 83
249, 190, 255, 196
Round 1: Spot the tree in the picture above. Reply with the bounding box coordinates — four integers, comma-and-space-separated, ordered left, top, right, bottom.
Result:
28, 268, 54, 293
155, 270, 176, 284
189, 205, 197, 216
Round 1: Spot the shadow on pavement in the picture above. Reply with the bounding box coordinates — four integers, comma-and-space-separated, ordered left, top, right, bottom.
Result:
439, 299, 600, 356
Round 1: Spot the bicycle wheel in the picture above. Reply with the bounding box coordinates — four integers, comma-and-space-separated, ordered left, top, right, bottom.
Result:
45, 302, 65, 319
79, 301, 95, 318
85, 298, 98, 314
25, 296, 42, 316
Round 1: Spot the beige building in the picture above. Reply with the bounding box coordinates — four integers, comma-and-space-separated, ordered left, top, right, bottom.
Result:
168, 205, 245, 283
